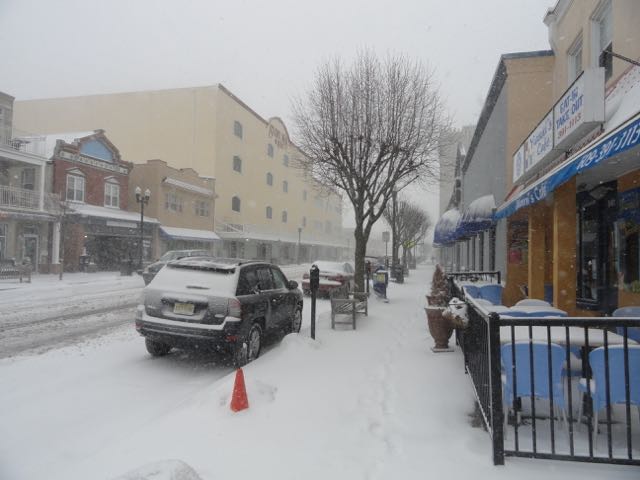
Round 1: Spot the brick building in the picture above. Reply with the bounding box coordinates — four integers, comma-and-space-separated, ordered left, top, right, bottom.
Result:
49, 130, 158, 271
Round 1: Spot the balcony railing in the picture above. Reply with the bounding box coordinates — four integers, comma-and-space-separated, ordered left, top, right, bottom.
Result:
0, 185, 61, 214
0, 129, 49, 158
215, 221, 350, 248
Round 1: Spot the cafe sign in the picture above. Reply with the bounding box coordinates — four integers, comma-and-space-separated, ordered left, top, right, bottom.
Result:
512, 67, 604, 184
524, 111, 553, 172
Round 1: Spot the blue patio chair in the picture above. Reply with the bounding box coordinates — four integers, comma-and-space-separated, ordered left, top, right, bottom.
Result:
544, 284, 553, 304
498, 310, 530, 317
578, 346, 640, 445
502, 341, 568, 427
463, 285, 480, 299
612, 307, 640, 343
479, 284, 503, 305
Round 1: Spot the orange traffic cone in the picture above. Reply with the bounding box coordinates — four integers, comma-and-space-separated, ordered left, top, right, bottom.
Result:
230, 368, 249, 412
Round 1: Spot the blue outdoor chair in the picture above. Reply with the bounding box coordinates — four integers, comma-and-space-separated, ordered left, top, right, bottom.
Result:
502, 341, 568, 427
612, 307, 640, 343
515, 299, 552, 307
578, 346, 640, 445
463, 285, 480, 299
479, 284, 503, 305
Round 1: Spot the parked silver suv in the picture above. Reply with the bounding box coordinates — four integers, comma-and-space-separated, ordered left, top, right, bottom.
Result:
135, 258, 303, 365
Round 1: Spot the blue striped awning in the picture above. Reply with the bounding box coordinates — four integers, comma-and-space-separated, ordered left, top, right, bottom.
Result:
458, 194, 496, 235
433, 209, 461, 246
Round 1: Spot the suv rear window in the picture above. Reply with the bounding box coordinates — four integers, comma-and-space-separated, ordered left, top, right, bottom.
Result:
151, 262, 237, 295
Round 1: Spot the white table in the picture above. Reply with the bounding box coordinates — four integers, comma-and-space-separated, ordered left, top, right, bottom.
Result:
499, 325, 636, 347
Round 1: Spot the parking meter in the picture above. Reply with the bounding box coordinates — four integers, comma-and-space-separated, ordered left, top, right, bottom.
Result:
309, 264, 320, 339
310, 264, 320, 292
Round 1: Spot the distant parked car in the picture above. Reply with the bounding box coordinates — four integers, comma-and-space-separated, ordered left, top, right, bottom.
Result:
301, 260, 356, 296
136, 258, 303, 365
141, 249, 213, 285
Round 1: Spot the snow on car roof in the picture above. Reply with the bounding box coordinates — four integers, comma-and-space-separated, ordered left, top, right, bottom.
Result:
312, 260, 349, 272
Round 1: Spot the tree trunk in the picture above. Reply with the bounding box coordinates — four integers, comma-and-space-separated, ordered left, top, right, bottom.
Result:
353, 226, 367, 292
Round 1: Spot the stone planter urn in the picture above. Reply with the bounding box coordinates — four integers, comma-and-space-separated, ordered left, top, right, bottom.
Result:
425, 305, 454, 352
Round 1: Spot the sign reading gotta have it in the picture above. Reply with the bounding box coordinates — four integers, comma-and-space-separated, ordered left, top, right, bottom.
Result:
512, 68, 604, 183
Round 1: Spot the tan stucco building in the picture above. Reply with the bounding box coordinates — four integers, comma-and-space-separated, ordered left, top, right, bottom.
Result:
14, 85, 349, 263
128, 159, 219, 257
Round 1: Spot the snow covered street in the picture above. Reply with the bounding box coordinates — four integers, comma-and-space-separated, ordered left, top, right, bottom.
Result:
0, 265, 637, 479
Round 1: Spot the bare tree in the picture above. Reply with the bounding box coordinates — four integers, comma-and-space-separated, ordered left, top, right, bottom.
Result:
383, 199, 431, 269
293, 50, 447, 290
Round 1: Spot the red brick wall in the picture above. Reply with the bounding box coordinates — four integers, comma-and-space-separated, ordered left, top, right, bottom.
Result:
53, 159, 129, 209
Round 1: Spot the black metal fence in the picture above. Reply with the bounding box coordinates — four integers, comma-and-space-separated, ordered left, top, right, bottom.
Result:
449, 275, 640, 467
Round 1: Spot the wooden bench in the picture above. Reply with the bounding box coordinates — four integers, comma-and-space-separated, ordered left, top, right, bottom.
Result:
330, 287, 368, 330
0, 259, 31, 283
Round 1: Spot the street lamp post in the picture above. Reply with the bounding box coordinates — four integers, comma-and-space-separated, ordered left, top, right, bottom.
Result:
297, 227, 302, 264
135, 186, 151, 270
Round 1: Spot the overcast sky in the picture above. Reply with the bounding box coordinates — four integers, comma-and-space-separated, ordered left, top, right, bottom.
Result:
0, 0, 553, 229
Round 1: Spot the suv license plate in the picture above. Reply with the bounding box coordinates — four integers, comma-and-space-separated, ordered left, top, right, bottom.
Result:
173, 302, 195, 315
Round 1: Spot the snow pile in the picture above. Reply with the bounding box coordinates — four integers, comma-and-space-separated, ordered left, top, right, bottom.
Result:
1, 265, 637, 480
112, 460, 202, 480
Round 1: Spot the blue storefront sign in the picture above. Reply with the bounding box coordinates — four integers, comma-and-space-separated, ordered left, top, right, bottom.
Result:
497, 113, 640, 219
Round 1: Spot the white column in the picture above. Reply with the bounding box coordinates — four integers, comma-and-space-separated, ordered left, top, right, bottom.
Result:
52, 222, 61, 264
38, 163, 46, 211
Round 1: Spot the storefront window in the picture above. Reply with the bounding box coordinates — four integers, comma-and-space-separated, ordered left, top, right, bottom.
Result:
617, 187, 640, 293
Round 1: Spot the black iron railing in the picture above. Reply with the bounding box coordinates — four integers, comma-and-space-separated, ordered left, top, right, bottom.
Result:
449, 275, 640, 467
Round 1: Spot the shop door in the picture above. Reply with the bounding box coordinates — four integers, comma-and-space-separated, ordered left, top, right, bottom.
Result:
22, 234, 38, 272
577, 184, 618, 313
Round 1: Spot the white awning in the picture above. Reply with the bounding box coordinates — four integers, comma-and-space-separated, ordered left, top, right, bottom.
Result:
159, 226, 221, 242
70, 203, 159, 223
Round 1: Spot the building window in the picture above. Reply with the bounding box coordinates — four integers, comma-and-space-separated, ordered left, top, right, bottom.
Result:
233, 155, 242, 173
21, 168, 35, 190
303, 190, 308, 201
282, 210, 287, 223
266, 206, 272, 219
302, 216, 307, 227
165, 192, 183, 212
104, 182, 120, 208
283, 154, 289, 167
234, 121, 243, 139
232, 196, 241, 212
266, 172, 273, 186
195, 200, 209, 217
66, 174, 85, 202
283, 180, 288, 193
267, 144, 274, 158
489, 227, 496, 271
479, 231, 485, 271
593, 0, 613, 81
568, 33, 583, 84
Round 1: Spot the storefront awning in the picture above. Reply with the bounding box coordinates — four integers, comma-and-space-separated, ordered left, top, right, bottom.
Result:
458, 194, 496, 236
496, 111, 640, 220
159, 226, 221, 242
433, 208, 462, 246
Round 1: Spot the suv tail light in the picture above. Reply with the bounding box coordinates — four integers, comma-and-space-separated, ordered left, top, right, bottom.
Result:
227, 297, 242, 318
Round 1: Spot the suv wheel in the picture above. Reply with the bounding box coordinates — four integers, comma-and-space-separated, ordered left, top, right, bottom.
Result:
291, 307, 302, 333
234, 323, 263, 367
145, 338, 172, 356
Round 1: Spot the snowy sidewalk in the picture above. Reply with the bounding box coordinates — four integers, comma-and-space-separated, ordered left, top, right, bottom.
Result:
1, 265, 637, 479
